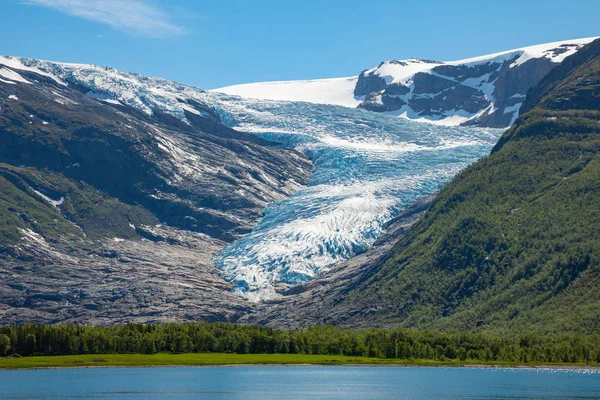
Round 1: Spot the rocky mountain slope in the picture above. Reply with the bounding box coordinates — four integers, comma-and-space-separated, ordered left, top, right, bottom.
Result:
5, 56, 503, 303
245, 38, 600, 334
0, 57, 311, 324
3, 35, 597, 327
0, 53, 503, 322
217, 38, 596, 128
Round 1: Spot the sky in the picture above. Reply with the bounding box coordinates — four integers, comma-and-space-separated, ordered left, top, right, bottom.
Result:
1, 0, 599, 89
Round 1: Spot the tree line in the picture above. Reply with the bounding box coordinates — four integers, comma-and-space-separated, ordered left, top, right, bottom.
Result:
1, 323, 599, 364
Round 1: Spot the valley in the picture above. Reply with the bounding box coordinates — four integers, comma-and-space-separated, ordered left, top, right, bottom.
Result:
2, 2, 600, 399
210, 98, 501, 300
0, 37, 598, 334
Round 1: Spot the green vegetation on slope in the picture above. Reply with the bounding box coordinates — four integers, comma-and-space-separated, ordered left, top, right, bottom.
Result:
1, 323, 599, 365
318, 38, 600, 333
0, 168, 75, 243
0, 163, 158, 245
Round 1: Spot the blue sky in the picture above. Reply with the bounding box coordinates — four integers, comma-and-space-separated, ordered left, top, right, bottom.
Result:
2, 0, 599, 89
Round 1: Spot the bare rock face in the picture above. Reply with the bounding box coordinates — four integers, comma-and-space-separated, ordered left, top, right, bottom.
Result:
462, 57, 556, 127
408, 73, 490, 116
0, 226, 253, 325
354, 64, 388, 97
354, 41, 592, 127
0, 57, 311, 324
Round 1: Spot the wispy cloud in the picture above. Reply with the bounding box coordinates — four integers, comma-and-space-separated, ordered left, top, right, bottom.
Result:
23, 0, 185, 38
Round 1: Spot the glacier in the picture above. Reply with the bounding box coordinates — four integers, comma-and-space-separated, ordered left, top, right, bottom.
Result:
4, 56, 502, 301
207, 96, 502, 300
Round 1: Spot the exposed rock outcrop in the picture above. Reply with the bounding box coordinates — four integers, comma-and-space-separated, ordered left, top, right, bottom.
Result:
354, 40, 594, 127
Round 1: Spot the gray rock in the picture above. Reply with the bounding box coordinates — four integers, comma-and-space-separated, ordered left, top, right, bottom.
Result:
354, 70, 387, 97
0, 226, 254, 324
353, 43, 589, 127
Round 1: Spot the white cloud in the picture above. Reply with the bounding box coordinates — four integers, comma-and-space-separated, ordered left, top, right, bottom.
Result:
23, 0, 184, 38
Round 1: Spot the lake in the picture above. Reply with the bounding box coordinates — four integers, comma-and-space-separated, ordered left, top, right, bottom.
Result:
2, 366, 599, 399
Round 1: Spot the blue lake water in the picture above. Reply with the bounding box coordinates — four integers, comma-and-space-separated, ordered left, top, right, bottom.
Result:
2, 366, 600, 399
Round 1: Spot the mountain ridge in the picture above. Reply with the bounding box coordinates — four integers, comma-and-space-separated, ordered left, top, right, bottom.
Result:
216, 37, 597, 128
2, 37, 599, 329
0, 51, 502, 319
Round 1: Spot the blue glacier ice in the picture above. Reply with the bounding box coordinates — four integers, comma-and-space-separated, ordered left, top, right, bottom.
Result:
208, 96, 503, 300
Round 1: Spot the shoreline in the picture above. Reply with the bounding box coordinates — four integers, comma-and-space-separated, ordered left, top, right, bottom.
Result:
7, 364, 600, 371
1, 353, 598, 371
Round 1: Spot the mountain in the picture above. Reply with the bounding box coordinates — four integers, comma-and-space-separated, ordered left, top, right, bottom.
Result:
0, 56, 311, 324
3, 36, 597, 326
216, 38, 597, 128
0, 56, 503, 308
245, 38, 600, 334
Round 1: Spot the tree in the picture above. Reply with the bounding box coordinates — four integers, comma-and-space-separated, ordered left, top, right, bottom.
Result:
0, 334, 10, 356
25, 333, 37, 355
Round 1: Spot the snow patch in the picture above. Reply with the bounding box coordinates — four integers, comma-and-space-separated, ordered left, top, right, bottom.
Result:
509, 38, 595, 67
0, 56, 67, 86
33, 189, 64, 207
504, 103, 523, 114
373, 59, 443, 85
215, 77, 361, 108
180, 103, 203, 115
86, 90, 122, 105
0, 67, 31, 84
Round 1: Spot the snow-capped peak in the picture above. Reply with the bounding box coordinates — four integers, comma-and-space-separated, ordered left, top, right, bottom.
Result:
214, 37, 598, 127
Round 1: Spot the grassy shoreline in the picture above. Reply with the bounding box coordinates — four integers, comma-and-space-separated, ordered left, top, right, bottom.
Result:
0, 353, 598, 370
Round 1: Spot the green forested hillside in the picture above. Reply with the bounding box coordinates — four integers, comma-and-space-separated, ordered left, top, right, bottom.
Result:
0, 163, 157, 245
296, 39, 600, 334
